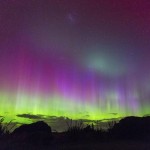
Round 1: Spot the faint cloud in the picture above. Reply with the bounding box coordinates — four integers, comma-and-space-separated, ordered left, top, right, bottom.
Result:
16, 114, 45, 120
109, 113, 118, 115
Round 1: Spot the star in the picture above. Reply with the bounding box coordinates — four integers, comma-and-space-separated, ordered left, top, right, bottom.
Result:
67, 12, 77, 24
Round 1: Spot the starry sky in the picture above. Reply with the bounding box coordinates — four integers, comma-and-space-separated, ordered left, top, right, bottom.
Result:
0, 0, 150, 131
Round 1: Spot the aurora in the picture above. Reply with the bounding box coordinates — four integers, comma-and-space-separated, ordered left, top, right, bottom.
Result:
0, 0, 150, 131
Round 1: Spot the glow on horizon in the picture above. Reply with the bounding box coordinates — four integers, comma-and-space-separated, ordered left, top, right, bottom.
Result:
0, 88, 149, 124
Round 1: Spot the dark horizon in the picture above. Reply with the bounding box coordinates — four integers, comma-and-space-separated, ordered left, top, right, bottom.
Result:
1, 115, 150, 133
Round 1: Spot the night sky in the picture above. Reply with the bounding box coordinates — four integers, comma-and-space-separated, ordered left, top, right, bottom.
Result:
0, 0, 150, 131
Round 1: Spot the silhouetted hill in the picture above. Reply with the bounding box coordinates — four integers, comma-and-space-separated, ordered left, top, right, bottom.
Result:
110, 116, 150, 139
13, 121, 51, 134
12, 121, 52, 144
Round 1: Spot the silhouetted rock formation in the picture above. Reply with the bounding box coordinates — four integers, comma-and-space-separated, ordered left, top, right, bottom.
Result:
110, 116, 150, 139
12, 121, 52, 144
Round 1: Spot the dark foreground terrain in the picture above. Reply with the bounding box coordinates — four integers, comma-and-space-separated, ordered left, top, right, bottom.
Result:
0, 116, 149, 150
0, 139, 149, 150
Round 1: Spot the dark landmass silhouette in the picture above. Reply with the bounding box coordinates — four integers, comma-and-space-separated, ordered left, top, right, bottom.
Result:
13, 121, 52, 134
12, 121, 52, 144
0, 116, 149, 150
109, 116, 150, 139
